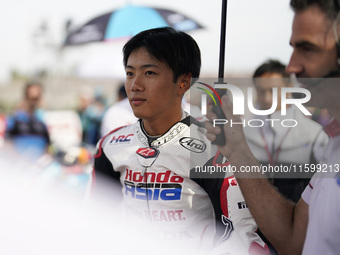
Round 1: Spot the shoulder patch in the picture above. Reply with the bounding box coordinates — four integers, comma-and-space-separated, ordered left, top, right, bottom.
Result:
94, 126, 126, 158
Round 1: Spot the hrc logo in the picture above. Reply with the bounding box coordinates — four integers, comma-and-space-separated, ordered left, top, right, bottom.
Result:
110, 134, 134, 144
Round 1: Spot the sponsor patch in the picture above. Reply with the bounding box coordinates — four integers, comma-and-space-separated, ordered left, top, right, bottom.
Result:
110, 134, 134, 144
124, 169, 184, 201
136, 147, 159, 158
179, 137, 206, 153
136, 147, 160, 168
237, 201, 248, 209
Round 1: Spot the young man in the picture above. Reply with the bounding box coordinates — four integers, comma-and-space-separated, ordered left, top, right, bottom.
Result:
93, 27, 268, 253
205, 1, 340, 254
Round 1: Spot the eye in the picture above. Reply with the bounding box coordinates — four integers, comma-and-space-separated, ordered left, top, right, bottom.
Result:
145, 71, 156, 75
300, 45, 313, 52
296, 43, 316, 54
126, 71, 134, 77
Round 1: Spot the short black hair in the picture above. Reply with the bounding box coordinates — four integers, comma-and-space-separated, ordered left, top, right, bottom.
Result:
290, 0, 339, 20
253, 59, 288, 79
123, 27, 201, 84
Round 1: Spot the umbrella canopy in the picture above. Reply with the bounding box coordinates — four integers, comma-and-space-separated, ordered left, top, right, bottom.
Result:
64, 5, 203, 46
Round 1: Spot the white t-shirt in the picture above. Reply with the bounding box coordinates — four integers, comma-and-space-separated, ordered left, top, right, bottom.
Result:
100, 98, 138, 137
301, 119, 340, 255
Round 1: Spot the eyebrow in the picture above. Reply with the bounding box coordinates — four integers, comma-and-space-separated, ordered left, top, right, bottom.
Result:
125, 64, 159, 69
290, 40, 318, 49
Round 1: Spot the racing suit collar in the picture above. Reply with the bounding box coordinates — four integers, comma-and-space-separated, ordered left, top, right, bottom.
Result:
137, 111, 191, 147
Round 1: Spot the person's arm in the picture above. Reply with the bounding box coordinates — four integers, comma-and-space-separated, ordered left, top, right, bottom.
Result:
205, 95, 308, 255
91, 134, 122, 204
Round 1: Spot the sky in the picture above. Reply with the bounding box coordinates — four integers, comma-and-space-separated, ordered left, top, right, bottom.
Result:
0, 0, 294, 82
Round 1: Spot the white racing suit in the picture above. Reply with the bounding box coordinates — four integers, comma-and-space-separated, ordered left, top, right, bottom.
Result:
94, 114, 269, 254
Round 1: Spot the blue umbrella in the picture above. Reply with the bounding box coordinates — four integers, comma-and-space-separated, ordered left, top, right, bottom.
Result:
64, 5, 203, 46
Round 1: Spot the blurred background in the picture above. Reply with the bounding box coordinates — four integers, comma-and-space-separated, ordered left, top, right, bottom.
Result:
0, 0, 293, 110
0, 0, 295, 155
0, 0, 295, 196
0, 1, 296, 253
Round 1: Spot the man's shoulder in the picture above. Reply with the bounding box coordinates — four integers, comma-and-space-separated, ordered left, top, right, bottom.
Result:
100, 122, 136, 144
95, 123, 137, 162
106, 122, 136, 137
10, 110, 29, 121
294, 110, 329, 144
184, 115, 208, 138
295, 110, 324, 132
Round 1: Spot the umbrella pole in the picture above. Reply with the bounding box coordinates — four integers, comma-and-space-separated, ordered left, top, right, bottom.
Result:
212, 0, 228, 146
218, 0, 228, 82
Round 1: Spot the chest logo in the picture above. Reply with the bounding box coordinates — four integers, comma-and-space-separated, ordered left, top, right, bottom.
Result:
136, 147, 159, 158
179, 137, 206, 153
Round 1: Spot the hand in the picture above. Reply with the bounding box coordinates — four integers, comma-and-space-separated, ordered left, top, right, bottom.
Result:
204, 94, 251, 162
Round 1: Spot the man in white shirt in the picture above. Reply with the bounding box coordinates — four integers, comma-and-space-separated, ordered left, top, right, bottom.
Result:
245, 59, 328, 203
205, 1, 340, 254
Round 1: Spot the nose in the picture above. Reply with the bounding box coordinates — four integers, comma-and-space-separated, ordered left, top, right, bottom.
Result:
286, 50, 303, 75
263, 91, 273, 108
128, 74, 144, 92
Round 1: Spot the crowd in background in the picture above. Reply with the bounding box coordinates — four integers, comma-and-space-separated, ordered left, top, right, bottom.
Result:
0, 69, 332, 203
0, 61, 335, 255
0, 0, 339, 253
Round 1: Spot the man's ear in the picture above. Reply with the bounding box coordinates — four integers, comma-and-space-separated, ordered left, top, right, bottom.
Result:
177, 73, 192, 94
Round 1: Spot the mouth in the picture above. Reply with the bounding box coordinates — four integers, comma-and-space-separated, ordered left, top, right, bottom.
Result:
290, 73, 312, 89
131, 97, 146, 106
290, 73, 327, 89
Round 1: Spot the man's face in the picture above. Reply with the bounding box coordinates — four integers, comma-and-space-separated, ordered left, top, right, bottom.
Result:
286, 6, 339, 108
125, 47, 182, 122
26, 85, 42, 110
254, 72, 287, 111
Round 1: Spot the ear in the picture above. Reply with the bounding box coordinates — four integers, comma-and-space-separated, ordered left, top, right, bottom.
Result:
177, 73, 192, 95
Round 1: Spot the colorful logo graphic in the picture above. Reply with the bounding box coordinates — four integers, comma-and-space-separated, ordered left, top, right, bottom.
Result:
124, 169, 184, 201
136, 147, 159, 158
196, 81, 223, 106
110, 134, 134, 144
